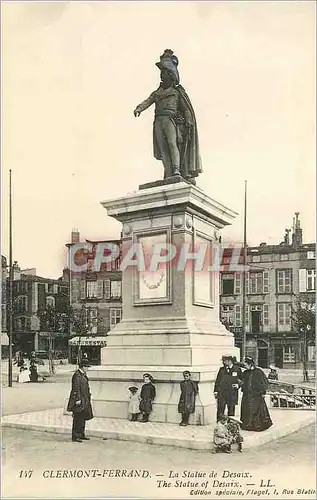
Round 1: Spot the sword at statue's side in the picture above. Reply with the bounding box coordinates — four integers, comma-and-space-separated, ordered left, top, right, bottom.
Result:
180, 125, 191, 179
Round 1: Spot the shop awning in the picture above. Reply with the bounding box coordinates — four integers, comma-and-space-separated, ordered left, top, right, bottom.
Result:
1, 332, 9, 346
69, 336, 107, 347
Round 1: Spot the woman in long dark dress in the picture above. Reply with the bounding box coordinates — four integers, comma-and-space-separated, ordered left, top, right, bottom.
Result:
240, 357, 273, 432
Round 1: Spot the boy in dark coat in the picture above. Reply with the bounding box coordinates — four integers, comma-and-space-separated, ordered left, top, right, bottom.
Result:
67, 360, 94, 442
178, 370, 199, 426
139, 373, 156, 423
214, 355, 243, 422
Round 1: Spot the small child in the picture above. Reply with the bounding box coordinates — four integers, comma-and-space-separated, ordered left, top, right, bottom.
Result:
139, 373, 156, 423
268, 365, 278, 381
213, 415, 231, 453
128, 386, 140, 421
227, 416, 243, 452
178, 370, 199, 426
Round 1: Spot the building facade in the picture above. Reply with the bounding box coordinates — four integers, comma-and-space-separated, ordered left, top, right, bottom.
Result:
8, 264, 69, 355
220, 213, 316, 368
65, 230, 122, 363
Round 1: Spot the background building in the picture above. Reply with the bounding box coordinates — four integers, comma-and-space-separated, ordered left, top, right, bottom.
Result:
64, 230, 122, 364
8, 264, 69, 355
220, 213, 316, 368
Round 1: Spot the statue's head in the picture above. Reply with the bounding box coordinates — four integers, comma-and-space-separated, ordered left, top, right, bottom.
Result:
156, 49, 180, 86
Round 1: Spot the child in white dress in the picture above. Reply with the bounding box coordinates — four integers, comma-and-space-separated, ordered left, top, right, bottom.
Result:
128, 386, 140, 421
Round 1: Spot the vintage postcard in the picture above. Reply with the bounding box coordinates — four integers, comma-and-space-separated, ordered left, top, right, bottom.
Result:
1, 1, 315, 499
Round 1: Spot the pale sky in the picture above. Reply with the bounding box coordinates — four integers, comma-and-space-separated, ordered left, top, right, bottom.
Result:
2, 1, 315, 278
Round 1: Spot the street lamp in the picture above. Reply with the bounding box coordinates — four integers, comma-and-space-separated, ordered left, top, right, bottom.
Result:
300, 324, 311, 383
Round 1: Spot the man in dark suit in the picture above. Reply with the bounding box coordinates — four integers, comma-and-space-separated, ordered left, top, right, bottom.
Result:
67, 360, 94, 442
214, 355, 243, 422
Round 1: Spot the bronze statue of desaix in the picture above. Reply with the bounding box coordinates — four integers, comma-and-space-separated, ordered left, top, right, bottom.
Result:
134, 49, 202, 185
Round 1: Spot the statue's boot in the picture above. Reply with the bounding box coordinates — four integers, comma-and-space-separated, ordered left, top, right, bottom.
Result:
172, 166, 181, 177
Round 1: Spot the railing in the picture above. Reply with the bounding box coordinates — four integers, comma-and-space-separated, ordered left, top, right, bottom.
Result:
267, 380, 316, 410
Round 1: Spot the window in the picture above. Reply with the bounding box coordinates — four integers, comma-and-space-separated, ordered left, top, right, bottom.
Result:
110, 281, 122, 299
307, 251, 316, 260
298, 269, 316, 293
234, 305, 242, 327
110, 308, 122, 329
18, 281, 28, 293
221, 305, 234, 326
86, 307, 98, 333
307, 270, 316, 291
234, 273, 241, 294
277, 303, 292, 327
16, 296, 27, 312
16, 317, 29, 331
277, 270, 292, 293
249, 272, 263, 294
263, 271, 270, 293
104, 279, 111, 299
46, 296, 55, 308
283, 346, 295, 363
280, 254, 289, 261
71, 280, 79, 303
252, 255, 260, 263
48, 283, 54, 293
86, 281, 98, 299
222, 274, 234, 295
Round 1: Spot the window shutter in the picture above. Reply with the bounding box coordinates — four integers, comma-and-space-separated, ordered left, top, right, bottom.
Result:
234, 273, 241, 294
71, 280, 78, 303
80, 280, 86, 299
263, 271, 269, 293
234, 304, 242, 327
45, 283, 49, 293
263, 304, 269, 327
104, 279, 111, 299
245, 305, 250, 332
299, 269, 307, 293
97, 280, 104, 299
245, 273, 250, 295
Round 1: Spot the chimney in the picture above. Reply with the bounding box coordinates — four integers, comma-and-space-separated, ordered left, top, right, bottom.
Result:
292, 212, 303, 247
71, 228, 80, 244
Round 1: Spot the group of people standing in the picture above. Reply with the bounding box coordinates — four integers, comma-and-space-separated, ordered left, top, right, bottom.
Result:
67, 356, 272, 448
213, 355, 273, 452
128, 370, 198, 425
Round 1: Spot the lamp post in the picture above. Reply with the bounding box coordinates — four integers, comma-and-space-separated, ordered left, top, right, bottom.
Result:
301, 324, 311, 383
8, 170, 13, 387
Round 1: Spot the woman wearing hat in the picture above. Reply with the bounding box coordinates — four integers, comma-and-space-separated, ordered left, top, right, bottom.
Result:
240, 357, 273, 432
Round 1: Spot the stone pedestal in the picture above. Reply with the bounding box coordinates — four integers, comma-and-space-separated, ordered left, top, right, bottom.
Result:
88, 181, 239, 425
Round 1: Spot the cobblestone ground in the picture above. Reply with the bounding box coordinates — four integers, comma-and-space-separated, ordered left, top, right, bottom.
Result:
2, 425, 315, 499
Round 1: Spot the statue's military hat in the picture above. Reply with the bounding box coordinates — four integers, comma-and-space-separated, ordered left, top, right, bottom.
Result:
156, 49, 180, 85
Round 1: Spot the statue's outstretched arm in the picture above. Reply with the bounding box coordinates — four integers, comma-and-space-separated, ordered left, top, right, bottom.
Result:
134, 91, 156, 116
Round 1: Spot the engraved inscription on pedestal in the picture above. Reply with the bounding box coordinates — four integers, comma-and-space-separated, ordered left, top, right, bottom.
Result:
133, 229, 172, 306
192, 232, 214, 308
